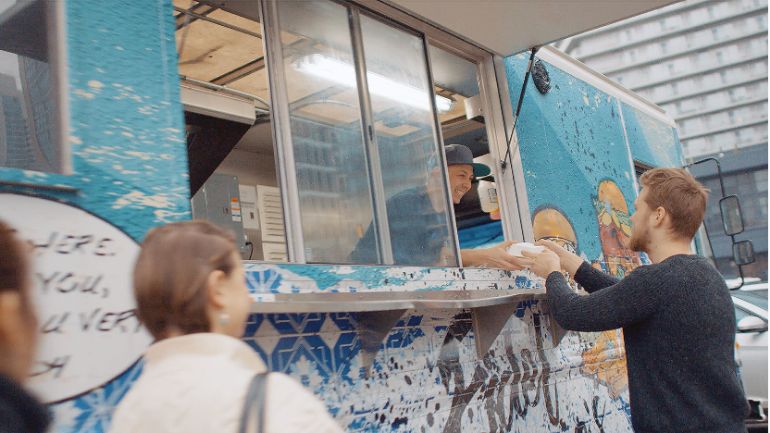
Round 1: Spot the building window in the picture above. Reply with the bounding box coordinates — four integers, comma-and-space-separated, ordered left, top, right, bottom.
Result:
720, 70, 728, 84
716, 51, 724, 64
0, 1, 69, 174
708, 6, 716, 19
671, 81, 678, 95
711, 27, 720, 40
660, 41, 668, 54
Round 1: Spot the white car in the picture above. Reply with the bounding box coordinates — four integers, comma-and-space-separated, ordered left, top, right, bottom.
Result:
731, 282, 768, 429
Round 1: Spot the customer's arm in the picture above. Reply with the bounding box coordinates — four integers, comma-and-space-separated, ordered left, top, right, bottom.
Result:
543, 266, 660, 332
537, 239, 619, 293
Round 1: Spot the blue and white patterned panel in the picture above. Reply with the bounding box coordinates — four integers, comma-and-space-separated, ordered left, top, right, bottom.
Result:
244, 264, 541, 296
242, 302, 633, 433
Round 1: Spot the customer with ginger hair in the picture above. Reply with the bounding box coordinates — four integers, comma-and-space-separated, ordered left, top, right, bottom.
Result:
109, 221, 343, 433
0, 220, 50, 433
525, 168, 748, 433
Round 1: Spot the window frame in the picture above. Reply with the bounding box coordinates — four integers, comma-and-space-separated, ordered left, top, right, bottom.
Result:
0, 0, 71, 176
259, 0, 528, 265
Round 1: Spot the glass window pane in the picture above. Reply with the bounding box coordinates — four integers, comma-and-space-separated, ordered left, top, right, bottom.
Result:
359, 14, 458, 266
174, 1, 288, 261
0, 0, 63, 173
276, 1, 377, 264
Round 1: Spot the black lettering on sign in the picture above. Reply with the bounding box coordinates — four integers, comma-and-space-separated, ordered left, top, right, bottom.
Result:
41, 312, 69, 334
94, 237, 115, 257
80, 308, 142, 333
37, 271, 60, 293
35, 271, 109, 298
30, 355, 70, 379
26, 232, 117, 256
28, 232, 57, 254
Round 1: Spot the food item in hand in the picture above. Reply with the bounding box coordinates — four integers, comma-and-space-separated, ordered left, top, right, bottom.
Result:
506, 242, 545, 257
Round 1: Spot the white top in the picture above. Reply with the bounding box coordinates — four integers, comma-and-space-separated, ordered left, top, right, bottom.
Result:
109, 333, 344, 433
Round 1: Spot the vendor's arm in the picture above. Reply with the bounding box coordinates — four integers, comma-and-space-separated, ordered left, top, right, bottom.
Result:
524, 248, 660, 332
460, 240, 534, 271
536, 239, 619, 293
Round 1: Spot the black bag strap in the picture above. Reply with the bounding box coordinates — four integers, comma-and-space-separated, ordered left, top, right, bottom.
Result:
238, 372, 269, 433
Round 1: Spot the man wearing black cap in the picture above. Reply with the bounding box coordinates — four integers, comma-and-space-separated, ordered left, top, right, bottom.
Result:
351, 144, 531, 271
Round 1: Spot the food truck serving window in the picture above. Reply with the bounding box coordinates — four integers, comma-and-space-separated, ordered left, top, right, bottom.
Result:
0, 0, 69, 174
174, 0, 515, 267
264, 0, 459, 266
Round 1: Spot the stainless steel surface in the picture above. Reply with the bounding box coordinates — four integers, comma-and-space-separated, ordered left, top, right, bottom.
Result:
471, 303, 517, 357
260, 0, 306, 263
53, 0, 71, 175
356, 309, 408, 375
250, 289, 547, 313
181, 76, 270, 109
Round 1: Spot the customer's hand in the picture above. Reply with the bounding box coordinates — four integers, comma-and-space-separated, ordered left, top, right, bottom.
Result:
535, 239, 584, 277
460, 241, 534, 271
522, 248, 561, 278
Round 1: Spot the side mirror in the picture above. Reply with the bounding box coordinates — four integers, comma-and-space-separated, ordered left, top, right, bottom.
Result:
737, 316, 768, 333
720, 195, 744, 236
733, 240, 756, 266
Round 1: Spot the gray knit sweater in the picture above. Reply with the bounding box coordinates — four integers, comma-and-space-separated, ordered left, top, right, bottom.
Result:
545, 254, 749, 433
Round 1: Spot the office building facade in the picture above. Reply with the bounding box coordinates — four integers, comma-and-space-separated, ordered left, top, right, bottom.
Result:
555, 0, 768, 280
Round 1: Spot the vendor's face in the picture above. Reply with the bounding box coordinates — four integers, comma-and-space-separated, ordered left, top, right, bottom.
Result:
447, 164, 473, 204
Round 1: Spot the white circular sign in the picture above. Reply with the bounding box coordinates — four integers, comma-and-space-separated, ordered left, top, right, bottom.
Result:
0, 193, 151, 403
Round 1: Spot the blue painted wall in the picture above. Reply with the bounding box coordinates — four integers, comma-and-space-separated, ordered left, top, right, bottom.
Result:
0, 0, 189, 240
505, 52, 683, 275
0, 0, 188, 430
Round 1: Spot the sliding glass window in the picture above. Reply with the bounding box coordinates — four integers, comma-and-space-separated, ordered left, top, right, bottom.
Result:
358, 14, 457, 266
272, 0, 376, 264
265, 0, 458, 266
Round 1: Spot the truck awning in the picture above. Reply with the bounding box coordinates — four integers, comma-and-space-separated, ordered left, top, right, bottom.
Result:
389, 0, 683, 56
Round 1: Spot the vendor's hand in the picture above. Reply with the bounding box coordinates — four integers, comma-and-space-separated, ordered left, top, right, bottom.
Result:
535, 239, 584, 277
460, 240, 534, 271
522, 248, 561, 279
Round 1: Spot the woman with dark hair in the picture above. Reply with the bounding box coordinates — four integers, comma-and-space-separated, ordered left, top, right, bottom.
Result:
0, 220, 50, 433
109, 221, 342, 433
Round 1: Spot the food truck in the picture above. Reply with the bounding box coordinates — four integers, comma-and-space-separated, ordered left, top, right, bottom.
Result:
0, 0, 733, 431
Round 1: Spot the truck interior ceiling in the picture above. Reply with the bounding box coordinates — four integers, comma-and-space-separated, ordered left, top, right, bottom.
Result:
173, 0, 501, 264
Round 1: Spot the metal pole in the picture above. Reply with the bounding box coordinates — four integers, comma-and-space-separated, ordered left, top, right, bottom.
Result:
501, 47, 538, 170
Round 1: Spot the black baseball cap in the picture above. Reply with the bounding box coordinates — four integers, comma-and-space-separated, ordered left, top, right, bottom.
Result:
444, 144, 491, 178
